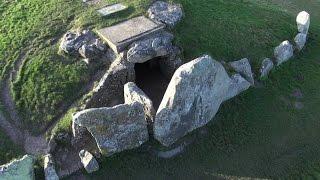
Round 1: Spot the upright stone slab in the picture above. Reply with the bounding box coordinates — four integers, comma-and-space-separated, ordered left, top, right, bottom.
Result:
296, 11, 310, 34
96, 16, 165, 53
43, 154, 59, 180
79, 150, 99, 174
228, 58, 254, 85
274, 40, 294, 66
0, 155, 35, 180
124, 82, 156, 132
154, 55, 250, 146
97, 3, 127, 16
73, 102, 149, 156
294, 33, 307, 51
85, 54, 135, 108
259, 58, 274, 78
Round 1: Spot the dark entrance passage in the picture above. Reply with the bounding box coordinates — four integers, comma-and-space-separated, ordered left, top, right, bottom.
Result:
135, 57, 170, 111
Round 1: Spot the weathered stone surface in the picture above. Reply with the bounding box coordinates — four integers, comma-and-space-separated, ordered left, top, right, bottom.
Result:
159, 46, 183, 79
294, 33, 307, 51
60, 30, 107, 59
73, 102, 149, 156
97, 3, 127, 16
154, 55, 250, 146
79, 150, 99, 174
127, 32, 175, 63
224, 74, 251, 101
97, 16, 165, 53
0, 155, 34, 180
229, 58, 254, 85
274, 40, 294, 66
148, 1, 183, 28
85, 54, 135, 108
124, 82, 155, 131
44, 154, 59, 180
296, 11, 310, 34
259, 58, 274, 78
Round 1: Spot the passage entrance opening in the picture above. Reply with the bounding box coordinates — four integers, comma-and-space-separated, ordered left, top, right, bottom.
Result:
134, 57, 170, 110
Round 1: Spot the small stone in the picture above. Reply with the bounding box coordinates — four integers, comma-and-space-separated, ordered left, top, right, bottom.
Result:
97, 3, 127, 16
296, 11, 310, 34
148, 1, 183, 28
44, 154, 59, 180
0, 155, 35, 180
79, 150, 99, 174
259, 58, 274, 78
274, 40, 294, 66
294, 33, 307, 51
229, 58, 255, 85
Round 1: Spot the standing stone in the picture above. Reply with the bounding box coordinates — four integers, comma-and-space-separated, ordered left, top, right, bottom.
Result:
294, 33, 307, 51
224, 74, 251, 101
85, 54, 135, 108
259, 58, 274, 78
0, 155, 34, 180
73, 102, 149, 156
296, 11, 310, 34
79, 150, 99, 174
43, 154, 59, 180
228, 58, 254, 85
154, 55, 249, 146
148, 1, 183, 28
274, 40, 294, 66
124, 82, 156, 132
127, 32, 175, 64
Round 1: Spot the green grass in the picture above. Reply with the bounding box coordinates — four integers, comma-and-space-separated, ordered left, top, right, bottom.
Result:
0, 0, 151, 134
83, 0, 320, 179
2, 0, 320, 178
0, 129, 23, 165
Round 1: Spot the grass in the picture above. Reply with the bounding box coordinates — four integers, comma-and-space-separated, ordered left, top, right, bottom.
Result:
0, 0, 151, 134
83, 0, 320, 179
0, 129, 23, 165
1, 0, 320, 179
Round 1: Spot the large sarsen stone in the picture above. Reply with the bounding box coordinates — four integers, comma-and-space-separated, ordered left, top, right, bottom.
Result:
73, 102, 149, 156
154, 55, 250, 146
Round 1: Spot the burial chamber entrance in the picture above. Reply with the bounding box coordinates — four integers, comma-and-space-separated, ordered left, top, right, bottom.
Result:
134, 57, 171, 110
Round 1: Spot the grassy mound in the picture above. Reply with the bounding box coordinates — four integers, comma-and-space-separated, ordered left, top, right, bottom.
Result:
0, 0, 150, 134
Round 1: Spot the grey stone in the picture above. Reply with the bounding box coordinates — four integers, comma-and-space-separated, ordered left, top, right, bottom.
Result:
154, 55, 249, 146
0, 155, 34, 180
259, 58, 274, 78
159, 46, 183, 79
229, 58, 254, 85
296, 11, 310, 34
85, 54, 135, 108
127, 32, 175, 63
96, 16, 165, 53
97, 3, 127, 16
60, 30, 107, 59
124, 82, 155, 132
294, 33, 307, 51
274, 40, 294, 66
73, 102, 149, 156
79, 150, 99, 174
224, 74, 251, 101
148, 1, 183, 28
44, 154, 59, 180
